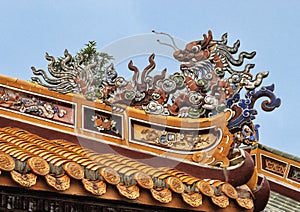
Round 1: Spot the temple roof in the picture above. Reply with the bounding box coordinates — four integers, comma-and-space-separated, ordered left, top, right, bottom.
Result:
0, 127, 254, 211
0, 28, 283, 211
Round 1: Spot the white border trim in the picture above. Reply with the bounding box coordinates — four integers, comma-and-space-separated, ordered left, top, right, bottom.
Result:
128, 116, 223, 155
81, 105, 124, 140
258, 173, 300, 192
251, 154, 257, 167
0, 84, 77, 128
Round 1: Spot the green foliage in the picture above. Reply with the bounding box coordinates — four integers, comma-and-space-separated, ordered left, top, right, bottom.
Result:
79, 40, 97, 62
53, 41, 114, 84
78, 41, 114, 73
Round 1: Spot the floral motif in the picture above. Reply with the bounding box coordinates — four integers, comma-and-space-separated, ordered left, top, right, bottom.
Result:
91, 114, 120, 138
92, 115, 118, 133
83, 107, 122, 138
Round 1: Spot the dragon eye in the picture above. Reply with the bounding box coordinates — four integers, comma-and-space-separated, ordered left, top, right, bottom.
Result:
191, 46, 199, 53
177, 53, 184, 60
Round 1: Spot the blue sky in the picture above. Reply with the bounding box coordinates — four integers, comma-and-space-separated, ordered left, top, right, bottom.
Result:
0, 0, 299, 155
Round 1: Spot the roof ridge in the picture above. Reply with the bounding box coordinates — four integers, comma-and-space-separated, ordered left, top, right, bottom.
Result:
258, 143, 300, 163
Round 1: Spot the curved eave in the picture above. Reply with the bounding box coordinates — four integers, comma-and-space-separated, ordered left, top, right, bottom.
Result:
0, 127, 256, 211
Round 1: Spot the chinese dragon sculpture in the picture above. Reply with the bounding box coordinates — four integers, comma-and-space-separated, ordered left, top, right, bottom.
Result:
31, 30, 281, 165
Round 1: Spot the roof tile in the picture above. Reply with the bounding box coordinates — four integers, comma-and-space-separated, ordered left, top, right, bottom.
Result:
0, 127, 255, 210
